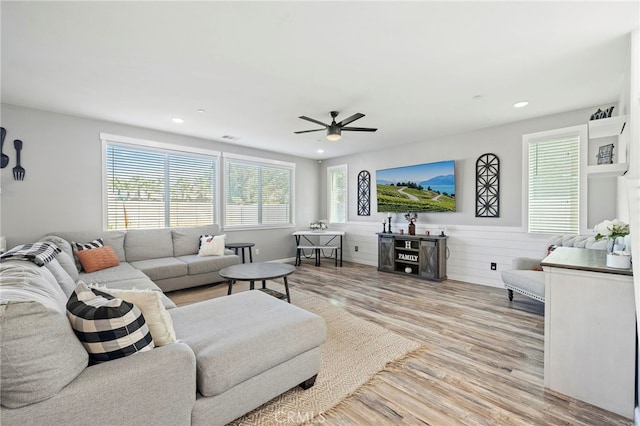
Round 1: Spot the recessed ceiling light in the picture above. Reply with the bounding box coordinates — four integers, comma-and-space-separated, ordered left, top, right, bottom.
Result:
197, 109, 205, 113
513, 101, 529, 108
171, 117, 184, 124
317, 149, 324, 153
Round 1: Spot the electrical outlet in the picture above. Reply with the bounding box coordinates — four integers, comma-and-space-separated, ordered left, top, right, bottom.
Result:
355, 245, 359, 252
255, 248, 260, 255
491, 262, 497, 271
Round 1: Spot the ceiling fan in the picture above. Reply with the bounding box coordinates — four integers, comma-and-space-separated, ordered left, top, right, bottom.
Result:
294, 111, 377, 141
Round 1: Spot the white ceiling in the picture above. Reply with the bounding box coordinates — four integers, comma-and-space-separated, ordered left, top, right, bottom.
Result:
2, 1, 639, 160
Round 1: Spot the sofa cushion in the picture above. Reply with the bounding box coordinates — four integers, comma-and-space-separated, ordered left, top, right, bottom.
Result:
172, 225, 221, 257
170, 291, 327, 397
129, 257, 188, 281
92, 286, 176, 346
198, 234, 226, 256
125, 228, 174, 262
44, 257, 77, 297
39, 235, 76, 268
76, 245, 120, 273
0, 261, 88, 408
67, 282, 154, 365
78, 262, 148, 285
178, 254, 242, 276
71, 238, 105, 270
50, 231, 127, 263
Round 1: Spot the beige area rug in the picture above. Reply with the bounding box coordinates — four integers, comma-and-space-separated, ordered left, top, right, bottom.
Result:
229, 290, 423, 425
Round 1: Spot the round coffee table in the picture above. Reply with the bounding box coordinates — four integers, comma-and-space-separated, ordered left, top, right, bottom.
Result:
219, 262, 295, 303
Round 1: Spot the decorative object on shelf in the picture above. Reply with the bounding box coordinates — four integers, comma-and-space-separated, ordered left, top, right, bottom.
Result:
475, 153, 499, 217
404, 266, 412, 274
309, 219, 328, 232
594, 219, 631, 269
13, 139, 25, 181
590, 106, 614, 120
387, 212, 392, 234
0, 127, 9, 168
597, 143, 614, 165
382, 222, 386, 233
357, 170, 371, 216
404, 212, 417, 235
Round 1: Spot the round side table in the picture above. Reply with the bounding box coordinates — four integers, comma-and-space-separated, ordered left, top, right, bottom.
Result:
225, 242, 255, 263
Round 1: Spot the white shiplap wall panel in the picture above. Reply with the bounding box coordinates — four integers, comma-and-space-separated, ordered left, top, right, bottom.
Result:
340, 221, 553, 288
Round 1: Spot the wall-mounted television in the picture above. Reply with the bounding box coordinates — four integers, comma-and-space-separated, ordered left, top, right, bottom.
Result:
376, 160, 455, 213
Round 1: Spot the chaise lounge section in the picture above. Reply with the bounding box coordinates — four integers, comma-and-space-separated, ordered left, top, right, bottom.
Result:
1, 225, 328, 425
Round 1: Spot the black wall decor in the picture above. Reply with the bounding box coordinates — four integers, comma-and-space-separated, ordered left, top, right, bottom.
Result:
357, 170, 371, 216
475, 153, 499, 218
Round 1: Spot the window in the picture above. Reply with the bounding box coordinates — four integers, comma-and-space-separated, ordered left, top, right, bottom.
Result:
328, 164, 347, 224
523, 125, 586, 234
102, 134, 219, 230
224, 153, 294, 228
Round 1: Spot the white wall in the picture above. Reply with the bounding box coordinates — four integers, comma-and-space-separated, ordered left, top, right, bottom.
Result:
321, 106, 629, 287
0, 104, 320, 261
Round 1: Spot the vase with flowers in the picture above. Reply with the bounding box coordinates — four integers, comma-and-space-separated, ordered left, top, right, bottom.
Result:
404, 212, 417, 235
309, 219, 328, 232
594, 218, 631, 269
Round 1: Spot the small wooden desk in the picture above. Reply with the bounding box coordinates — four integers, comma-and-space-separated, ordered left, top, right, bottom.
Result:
292, 230, 345, 267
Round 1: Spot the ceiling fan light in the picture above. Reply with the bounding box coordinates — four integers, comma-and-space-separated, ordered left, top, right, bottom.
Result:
326, 133, 341, 141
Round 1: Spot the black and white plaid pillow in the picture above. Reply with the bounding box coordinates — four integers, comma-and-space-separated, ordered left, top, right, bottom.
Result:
71, 238, 104, 271
66, 282, 154, 365
0, 242, 61, 266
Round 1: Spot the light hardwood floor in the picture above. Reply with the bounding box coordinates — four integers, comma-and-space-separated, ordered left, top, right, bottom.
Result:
168, 261, 633, 425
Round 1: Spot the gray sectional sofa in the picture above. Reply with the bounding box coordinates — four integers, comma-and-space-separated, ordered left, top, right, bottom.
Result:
48, 224, 243, 293
0, 225, 328, 425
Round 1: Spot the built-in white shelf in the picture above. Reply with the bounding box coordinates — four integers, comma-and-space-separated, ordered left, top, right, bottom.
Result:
586, 114, 628, 175
587, 114, 626, 139
586, 162, 628, 178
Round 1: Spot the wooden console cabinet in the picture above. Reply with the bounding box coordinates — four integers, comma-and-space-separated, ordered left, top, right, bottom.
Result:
377, 233, 447, 281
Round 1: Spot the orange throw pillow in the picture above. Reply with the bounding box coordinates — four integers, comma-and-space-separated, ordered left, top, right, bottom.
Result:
75, 246, 120, 273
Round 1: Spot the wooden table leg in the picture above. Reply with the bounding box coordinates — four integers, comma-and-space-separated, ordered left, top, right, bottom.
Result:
227, 279, 234, 295
250, 280, 255, 290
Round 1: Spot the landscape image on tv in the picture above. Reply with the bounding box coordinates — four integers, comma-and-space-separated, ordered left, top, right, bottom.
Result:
376, 160, 455, 213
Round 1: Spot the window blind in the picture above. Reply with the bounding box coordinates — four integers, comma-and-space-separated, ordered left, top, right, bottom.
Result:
328, 166, 347, 224
528, 135, 580, 234
106, 143, 217, 229
224, 157, 293, 227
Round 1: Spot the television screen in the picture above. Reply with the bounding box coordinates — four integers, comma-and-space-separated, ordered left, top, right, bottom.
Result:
376, 160, 455, 213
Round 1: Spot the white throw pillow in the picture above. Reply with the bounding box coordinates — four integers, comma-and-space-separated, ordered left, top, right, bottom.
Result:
198, 234, 226, 257
91, 286, 177, 347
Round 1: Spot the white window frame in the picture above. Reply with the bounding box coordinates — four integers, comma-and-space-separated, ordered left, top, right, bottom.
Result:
100, 133, 220, 230
327, 164, 348, 225
521, 125, 587, 235
222, 152, 295, 230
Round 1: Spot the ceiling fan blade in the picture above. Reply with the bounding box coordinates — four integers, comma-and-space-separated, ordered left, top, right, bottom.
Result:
299, 116, 329, 127
337, 113, 365, 127
341, 127, 378, 132
294, 129, 325, 134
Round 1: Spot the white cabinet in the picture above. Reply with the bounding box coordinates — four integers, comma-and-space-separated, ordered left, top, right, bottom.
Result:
586, 114, 628, 177
542, 247, 635, 419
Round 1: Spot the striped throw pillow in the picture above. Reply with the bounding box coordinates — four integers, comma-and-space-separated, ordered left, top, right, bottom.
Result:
71, 238, 104, 271
66, 282, 154, 364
